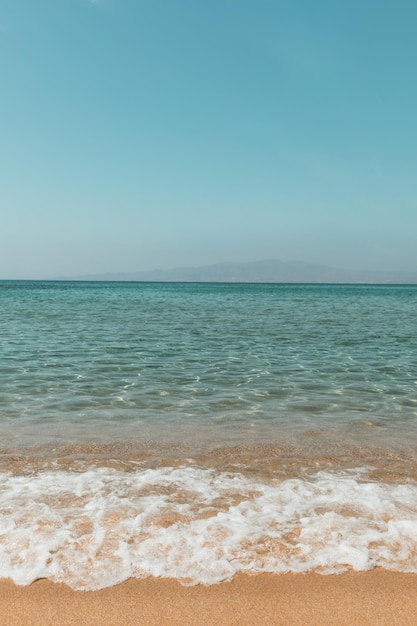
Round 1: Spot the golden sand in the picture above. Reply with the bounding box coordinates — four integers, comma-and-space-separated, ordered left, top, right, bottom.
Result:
2, 571, 417, 625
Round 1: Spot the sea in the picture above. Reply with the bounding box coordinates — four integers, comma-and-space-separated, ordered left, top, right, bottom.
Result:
1, 280, 417, 590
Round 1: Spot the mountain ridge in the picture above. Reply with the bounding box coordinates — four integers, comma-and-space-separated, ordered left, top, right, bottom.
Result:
56, 259, 417, 284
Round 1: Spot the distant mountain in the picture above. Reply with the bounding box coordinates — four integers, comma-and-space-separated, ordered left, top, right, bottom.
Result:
57, 259, 417, 283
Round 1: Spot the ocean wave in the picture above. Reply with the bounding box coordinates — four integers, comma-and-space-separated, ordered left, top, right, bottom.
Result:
1, 466, 417, 590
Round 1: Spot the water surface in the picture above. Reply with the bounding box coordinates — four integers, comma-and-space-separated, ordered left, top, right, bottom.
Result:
1, 281, 417, 589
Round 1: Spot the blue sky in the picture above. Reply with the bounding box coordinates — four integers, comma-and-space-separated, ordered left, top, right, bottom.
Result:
1, 0, 416, 278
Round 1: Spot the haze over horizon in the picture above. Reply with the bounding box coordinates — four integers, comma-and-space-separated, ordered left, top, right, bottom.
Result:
1, 1, 416, 280
52, 258, 416, 285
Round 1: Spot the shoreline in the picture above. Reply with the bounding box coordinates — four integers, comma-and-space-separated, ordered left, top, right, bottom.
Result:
2, 571, 417, 625
2, 438, 417, 483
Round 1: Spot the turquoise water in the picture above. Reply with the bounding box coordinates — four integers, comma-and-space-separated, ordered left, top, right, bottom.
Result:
1, 281, 417, 449
2, 281, 417, 589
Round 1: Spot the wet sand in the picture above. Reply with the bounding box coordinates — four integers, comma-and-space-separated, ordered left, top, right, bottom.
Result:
3, 438, 417, 483
2, 571, 417, 626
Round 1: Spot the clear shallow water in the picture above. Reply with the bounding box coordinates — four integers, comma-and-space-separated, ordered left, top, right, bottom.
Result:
1, 280, 417, 589
1, 281, 417, 448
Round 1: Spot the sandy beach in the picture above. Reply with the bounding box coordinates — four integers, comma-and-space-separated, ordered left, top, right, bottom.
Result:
2, 285, 417, 624
2, 571, 417, 626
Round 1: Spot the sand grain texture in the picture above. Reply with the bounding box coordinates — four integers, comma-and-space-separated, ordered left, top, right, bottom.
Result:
1, 571, 417, 625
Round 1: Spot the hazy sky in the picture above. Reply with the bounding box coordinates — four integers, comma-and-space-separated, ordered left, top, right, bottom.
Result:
1, 0, 416, 278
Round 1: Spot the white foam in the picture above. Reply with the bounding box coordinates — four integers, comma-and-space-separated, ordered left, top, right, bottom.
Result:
1, 466, 417, 590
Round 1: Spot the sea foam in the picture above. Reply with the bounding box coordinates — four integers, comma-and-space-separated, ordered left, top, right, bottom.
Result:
1, 466, 417, 590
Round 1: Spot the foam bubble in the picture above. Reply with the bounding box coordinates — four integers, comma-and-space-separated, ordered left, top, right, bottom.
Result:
1, 466, 417, 589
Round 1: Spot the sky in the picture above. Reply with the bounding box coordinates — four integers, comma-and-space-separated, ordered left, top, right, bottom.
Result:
1, 0, 416, 279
